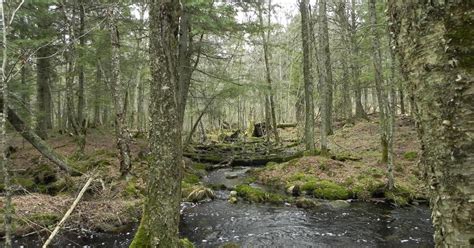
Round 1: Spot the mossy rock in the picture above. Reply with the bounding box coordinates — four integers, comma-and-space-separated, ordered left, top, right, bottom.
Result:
236, 185, 266, 203
312, 180, 349, 200
235, 184, 285, 204
351, 176, 385, 200
403, 151, 418, 161
295, 197, 321, 209
385, 185, 415, 206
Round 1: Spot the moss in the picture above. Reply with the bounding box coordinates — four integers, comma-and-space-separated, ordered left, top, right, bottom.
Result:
125, 179, 143, 198
129, 213, 150, 248
31, 164, 57, 185
193, 163, 207, 171
265, 161, 278, 168
301, 180, 318, 192
403, 151, 418, 161
14, 177, 35, 190
236, 185, 266, 203
183, 173, 200, 185
47, 177, 73, 194
288, 172, 307, 182
385, 184, 415, 206
235, 185, 285, 204
312, 180, 349, 200
30, 213, 60, 227
303, 149, 320, 156
208, 183, 228, 190
352, 176, 385, 200
179, 238, 195, 248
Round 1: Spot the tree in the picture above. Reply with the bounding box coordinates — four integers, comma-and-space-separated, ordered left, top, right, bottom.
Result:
299, 0, 315, 151
350, 0, 367, 120
368, 0, 389, 165
2, 1, 25, 246
35, 3, 54, 139
335, 1, 352, 122
318, 0, 333, 153
389, 1, 474, 246
257, 0, 279, 143
130, 0, 183, 246
108, 5, 132, 177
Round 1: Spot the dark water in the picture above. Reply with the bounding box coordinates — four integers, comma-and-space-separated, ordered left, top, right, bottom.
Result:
10, 167, 434, 247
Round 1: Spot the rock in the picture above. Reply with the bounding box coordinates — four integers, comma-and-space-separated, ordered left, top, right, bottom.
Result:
295, 197, 321, 209
228, 196, 238, 204
230, 190, 238, 197
328, 200, 350, 209
225, 171, 240, 179
286, 185, 301, 196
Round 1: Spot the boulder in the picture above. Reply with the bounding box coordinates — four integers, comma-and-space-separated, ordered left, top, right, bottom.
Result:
295, 197, 321, 209
327, 200, 350, 209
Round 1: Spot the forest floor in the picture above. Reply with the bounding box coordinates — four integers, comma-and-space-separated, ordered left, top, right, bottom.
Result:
0, 114, 427, 238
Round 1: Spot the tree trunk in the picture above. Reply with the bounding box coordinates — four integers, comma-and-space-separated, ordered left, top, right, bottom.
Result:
318, 0, 332, 153
77, 0, 86, 127
368, 0, 388, 163
130, 0, 183, 246
258, 0, 279, 143
109, 7, 132, 177
335, 1, 352, 122
318, 0, 333, 137
299, 0, 315, 151
350, 0, 367, 120
36, 46, 53, 139
389, 2, 474, 246
1, 99, 79, 175
1, 2, 13, 246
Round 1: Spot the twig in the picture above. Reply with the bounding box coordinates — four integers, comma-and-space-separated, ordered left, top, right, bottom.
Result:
42, 175, 95, 248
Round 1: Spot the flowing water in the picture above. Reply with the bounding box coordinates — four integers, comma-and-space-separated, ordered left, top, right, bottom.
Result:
11, 167, 434, 247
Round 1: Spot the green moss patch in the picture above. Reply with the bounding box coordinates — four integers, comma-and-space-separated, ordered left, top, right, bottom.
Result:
312, 180, 349, 200
403, 151, 418, 161
235, 184, 285, 204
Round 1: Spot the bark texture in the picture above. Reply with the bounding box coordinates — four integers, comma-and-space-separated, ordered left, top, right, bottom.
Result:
389, 1, 474, 246
109, 7, 132, 177
130, 0, 183, 246
318, 0, 333, 136
299, 0, 315, 151
369, 0, 389, 163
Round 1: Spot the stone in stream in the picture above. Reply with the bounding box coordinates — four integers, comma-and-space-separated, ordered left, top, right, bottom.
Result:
295, 197, 322, 209
224, 171, 241, 179
230, 190, 238, 197
228, 196, 238, 204
327, 200, 351, 209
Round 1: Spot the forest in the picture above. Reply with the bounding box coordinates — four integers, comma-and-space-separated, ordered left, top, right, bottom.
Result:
0, 0, 472, 247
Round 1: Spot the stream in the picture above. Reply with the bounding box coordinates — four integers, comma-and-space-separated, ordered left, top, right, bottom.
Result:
11, 167, 434, 247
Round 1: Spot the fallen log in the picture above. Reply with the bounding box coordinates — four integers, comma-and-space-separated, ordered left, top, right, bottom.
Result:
1, 100, 81, 176
183, 150, 303, 168
276, 123, 297, 128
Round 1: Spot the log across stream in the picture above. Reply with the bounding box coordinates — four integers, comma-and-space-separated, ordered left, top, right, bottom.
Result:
183, 141, 304, 167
